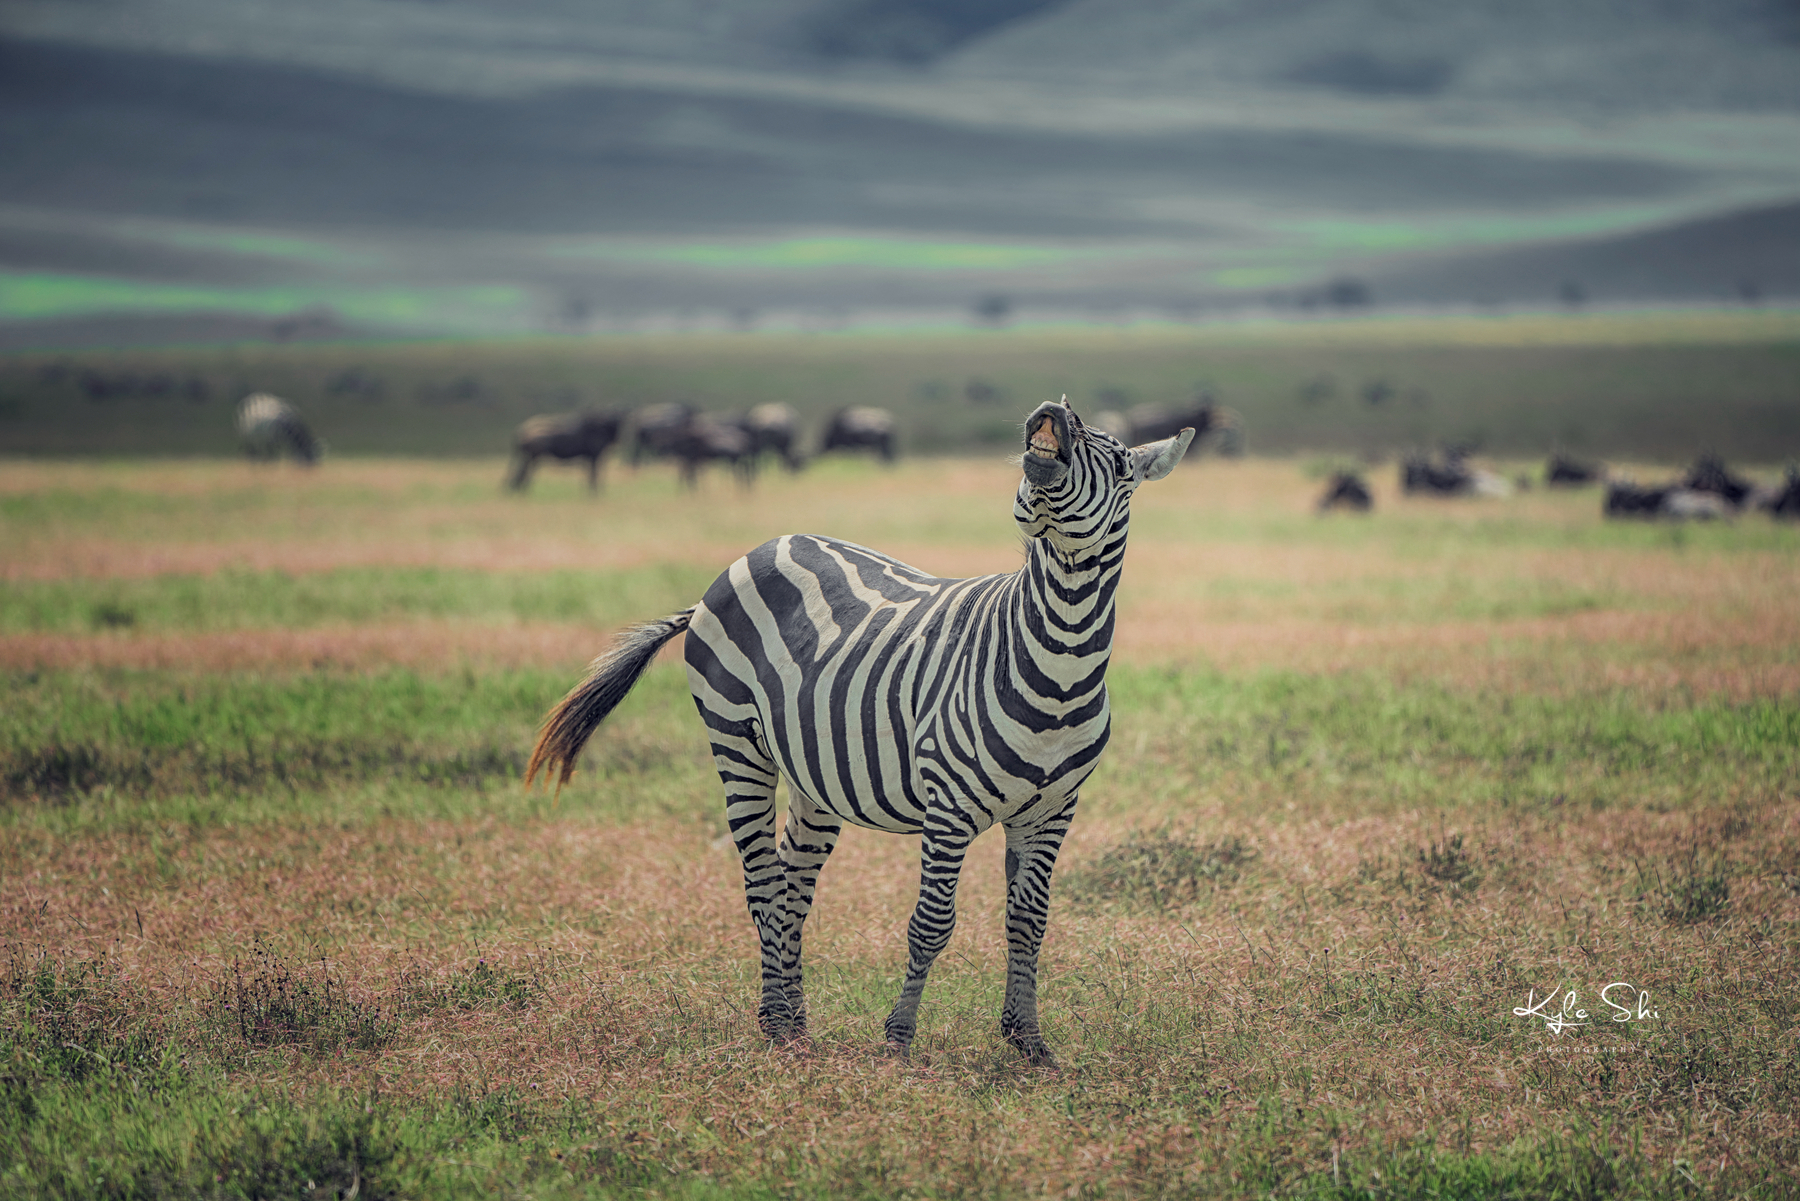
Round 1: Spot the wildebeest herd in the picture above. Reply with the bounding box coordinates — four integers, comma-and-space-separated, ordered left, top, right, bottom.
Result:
231, 389, 1798, 523
510, 402, 888, 492
1314, 447, 1799, 522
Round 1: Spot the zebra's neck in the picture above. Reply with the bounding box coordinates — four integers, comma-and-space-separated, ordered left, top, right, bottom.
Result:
1009, 516, 1128, 677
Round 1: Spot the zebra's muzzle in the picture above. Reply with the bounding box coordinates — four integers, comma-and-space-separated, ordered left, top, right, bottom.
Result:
1021, 405, 1071, 488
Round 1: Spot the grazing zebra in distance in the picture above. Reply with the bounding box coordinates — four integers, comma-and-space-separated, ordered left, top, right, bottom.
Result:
528, 397, 1195, 1065
236, 393, 320, 464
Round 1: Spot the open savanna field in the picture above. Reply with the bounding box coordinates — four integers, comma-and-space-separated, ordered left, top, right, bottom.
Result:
4, 319, 1800, 1200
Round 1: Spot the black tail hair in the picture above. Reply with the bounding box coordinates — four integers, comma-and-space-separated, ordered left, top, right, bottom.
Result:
525, 607, 695, 792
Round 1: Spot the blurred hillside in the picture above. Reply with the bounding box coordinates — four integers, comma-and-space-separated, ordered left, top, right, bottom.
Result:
3, 315, 1797, 462
2, 0, 1799, 344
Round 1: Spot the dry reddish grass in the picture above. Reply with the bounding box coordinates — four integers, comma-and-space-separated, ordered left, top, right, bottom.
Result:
7, 458, 1799, 697
7, 800, 1797, 1192
6, 605, 1797, 700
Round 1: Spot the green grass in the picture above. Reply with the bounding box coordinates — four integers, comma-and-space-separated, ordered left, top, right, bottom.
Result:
0, 565, 714, 635
5, 664, 1794, 831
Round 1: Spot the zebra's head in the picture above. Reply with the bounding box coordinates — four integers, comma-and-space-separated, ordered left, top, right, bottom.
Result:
1016, 397, 1194, 551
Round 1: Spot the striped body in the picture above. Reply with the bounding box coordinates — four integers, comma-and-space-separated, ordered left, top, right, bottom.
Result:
236, 392, 320, 464
528, 398, 1194, 1064
686, 532, 1111, 836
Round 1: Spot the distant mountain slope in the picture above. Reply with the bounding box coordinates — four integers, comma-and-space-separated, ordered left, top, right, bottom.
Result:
0, 37, 1698, 239
1, 0, 1798, 339
954, 0, 1800, 111
1371, 199, 1800, 306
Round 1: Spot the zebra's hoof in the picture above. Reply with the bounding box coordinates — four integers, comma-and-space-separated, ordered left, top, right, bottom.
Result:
882, 1039, 911, 1060
1003, 1029, 1058, 1068
758, 1011, 804, 1042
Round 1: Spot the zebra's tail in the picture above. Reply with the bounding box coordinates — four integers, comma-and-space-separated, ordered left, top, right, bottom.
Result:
525, 606, 696, 793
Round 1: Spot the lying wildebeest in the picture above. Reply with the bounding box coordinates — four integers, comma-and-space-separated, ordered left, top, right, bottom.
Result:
506, 410, 623, 493
1317, 471, 1373, 512
1400, 449, 1471, 495
820, 406, 896, 462
1545, 452, 1603, 487
1604, 480, 1726, 521
1124, 400, 1244, 457
237, 393, 320, 464
628, 403, 699, 466
1682, 454, 1755, 508
1401, 448, 1510, 498
735, 403, 805, 471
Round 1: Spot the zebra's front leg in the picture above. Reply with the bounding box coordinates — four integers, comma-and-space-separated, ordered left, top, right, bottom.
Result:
884, 804, 979, 1056
1000, 807, 1075, 1067
772, 789, 843, 1038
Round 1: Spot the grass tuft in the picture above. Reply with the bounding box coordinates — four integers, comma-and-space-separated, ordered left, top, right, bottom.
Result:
1, 944, 168, 1087
1062, 828, 1254, 910
209, 943, 393, 1053
1638, 848, 1732, 926
1417, 830, 1481, 896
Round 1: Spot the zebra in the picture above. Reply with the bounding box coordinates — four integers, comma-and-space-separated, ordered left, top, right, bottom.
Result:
236, 393, 320, 464
527, 397, 1194, 1065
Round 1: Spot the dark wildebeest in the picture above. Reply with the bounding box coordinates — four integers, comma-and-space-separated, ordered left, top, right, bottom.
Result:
1400, 449, 1473, 495
506, 411, 623, 493
1125, 400, 1244, 458
1317, 471, 1373, 513
1545, 453, 1603, 486
237, 393, 321, 465
820, 407, 896, 462
1760, 467, 1800, 519
1682, 454, 1755, 508
629, 403, 699, 466
735, 403, 805, 471
1604, 480, 1726, 521
673, 415, 757, 488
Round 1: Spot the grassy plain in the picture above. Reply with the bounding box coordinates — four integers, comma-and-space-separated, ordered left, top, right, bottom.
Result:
2, 310, 1799, 460
3, 450, 1800, 1199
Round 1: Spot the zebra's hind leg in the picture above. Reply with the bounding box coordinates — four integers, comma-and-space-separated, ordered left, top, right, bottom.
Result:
883, 803, 980, 1057
1000, 803, 1076, 1067
708, 723, 797, 1040
773, 788, 843, 1037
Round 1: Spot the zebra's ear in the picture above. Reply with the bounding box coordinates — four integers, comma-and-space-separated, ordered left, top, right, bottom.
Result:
1131, 427, 1195, 482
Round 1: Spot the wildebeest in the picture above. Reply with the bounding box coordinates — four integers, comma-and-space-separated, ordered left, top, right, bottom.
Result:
506, 410, 623, 493
1400, 449, 1472, 495
672, 416, 757, 488
1401, 448, 1510, 498
735, 403, 805, 471
1124, 400, 1244, 457
1088, 410, 1131, 441
1545, 452, 1603, 486
1759, 467, 1800, 519
820, 406, 896, 462
236, 394, 320, 464
628, 403, 699, 466
1317, 471, 1373, 512
1604, 480, 1726, 521
627, 404, 762, 487
1682, 454, 1755, 508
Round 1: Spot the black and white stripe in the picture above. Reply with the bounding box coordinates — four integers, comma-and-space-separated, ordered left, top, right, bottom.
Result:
236, 393, 321, 464
529, 398, 1193, 1064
